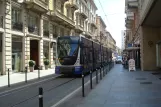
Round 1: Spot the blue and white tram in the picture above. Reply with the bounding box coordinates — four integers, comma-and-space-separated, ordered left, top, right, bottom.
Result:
55, 36, 111, 75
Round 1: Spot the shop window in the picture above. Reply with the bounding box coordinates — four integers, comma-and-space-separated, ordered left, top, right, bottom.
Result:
43, 41, 49, 60
53, 42, 56, 65
12, 36, 22, 72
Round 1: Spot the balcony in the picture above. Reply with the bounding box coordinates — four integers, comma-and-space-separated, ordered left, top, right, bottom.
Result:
12, 22, 23, 31
80, 8, 88, 19
70, 0, 79, 10
127, 0, 138, 11
24, 0, 48, 13
75, 24, 83, 33
90, 20, 97, 29
125, 18, 133, 28
125, 23, 133, 29
126, 11, 134, 20
0, 16, 3, 28
28, 25, 39, 35
84, 31, 91, 39
50, 10, 75, 28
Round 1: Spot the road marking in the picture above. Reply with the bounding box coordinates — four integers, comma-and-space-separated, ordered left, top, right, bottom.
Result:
51, 73, 101, 107
0, 74, 61, 97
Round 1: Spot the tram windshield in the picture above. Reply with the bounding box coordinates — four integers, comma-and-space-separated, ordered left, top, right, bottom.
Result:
57, 36, 79, 65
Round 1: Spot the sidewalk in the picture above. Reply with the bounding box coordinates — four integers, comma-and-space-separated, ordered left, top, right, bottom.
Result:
59, 64, 161, 107
0, 68, 55, 88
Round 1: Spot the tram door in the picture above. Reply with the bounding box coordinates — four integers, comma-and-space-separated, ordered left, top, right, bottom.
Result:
156, 43, 161, 67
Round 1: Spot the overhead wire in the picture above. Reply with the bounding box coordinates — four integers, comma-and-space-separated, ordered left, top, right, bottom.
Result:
98, 0, 113, 33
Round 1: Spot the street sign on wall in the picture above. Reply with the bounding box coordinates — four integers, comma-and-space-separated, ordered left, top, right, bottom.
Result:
127, 43, 132, 47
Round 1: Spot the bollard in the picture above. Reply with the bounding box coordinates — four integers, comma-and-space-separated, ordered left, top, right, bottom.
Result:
39, 87, 43, 107
38, 66, 40, 79
90, 71, 92, 89
100, 67, 102, 80
25, 66, 28, 83
82, 72, 85, 97
96, 69, 98, 84
8, 69, 10, 87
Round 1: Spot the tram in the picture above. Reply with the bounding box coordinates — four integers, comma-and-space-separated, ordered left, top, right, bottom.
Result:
55, 36, 112, 75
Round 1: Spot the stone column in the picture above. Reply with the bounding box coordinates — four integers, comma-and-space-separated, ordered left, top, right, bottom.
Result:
49, 22, 54, 68
22, 8, 30, 70
39, 16, 44, 69
2, 1, 12, 74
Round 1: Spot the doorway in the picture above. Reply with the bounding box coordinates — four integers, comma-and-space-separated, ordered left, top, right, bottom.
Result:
30, 40, 39, 70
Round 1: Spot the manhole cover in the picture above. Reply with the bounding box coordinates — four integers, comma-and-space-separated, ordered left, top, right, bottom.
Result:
152, 73, 161, 75
140, 82, 152, 84
136, 78, 146, 80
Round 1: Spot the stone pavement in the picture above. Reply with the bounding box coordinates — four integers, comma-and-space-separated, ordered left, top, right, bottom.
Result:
0, 68, 55, 88
59, 64, 161, 107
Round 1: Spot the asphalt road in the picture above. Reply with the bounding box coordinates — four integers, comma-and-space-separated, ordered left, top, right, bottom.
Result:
0, 68, 107, 107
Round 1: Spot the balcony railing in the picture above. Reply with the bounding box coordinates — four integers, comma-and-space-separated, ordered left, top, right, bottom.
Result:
12, 22, 23, 31
51, 10, 75, 27
28, 25, 39, 35
0, 16, 3, 28
24, 0, 48, 13
127, 0, 138, 11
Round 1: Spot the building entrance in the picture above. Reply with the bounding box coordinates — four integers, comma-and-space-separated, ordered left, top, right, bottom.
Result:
30, 40, 39, 70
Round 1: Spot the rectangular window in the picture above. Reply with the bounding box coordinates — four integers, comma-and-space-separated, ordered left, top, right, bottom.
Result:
53, 25, 57, 38
28, 16, 37, 26
43, 20, 49, 38
12, 7, 23, 31
28, 15, 39, 35
12, 8, 21, 23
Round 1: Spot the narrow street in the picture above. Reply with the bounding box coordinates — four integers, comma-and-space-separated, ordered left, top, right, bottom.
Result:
0, 71, 99, 107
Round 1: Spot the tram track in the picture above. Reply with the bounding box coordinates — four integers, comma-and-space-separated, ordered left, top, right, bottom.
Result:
0, 74, 63, 97
0, 75, 76, 107
10, 78, 76, 107
0, 69, 106, 107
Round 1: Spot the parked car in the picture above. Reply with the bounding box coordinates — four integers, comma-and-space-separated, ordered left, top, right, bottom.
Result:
115, 56, 122, 64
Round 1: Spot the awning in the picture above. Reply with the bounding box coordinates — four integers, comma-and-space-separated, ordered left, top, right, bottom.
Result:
124, 47, 140, 51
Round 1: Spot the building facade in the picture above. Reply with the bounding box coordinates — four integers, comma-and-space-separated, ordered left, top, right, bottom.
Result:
125, 0, 161, 71
0, 0, 98, 75
94, 15, 106, 45
121, 30, 126, 50
105, 31, 116, 51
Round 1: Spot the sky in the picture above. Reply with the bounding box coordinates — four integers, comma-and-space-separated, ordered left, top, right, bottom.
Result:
94, 0, 126, 48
